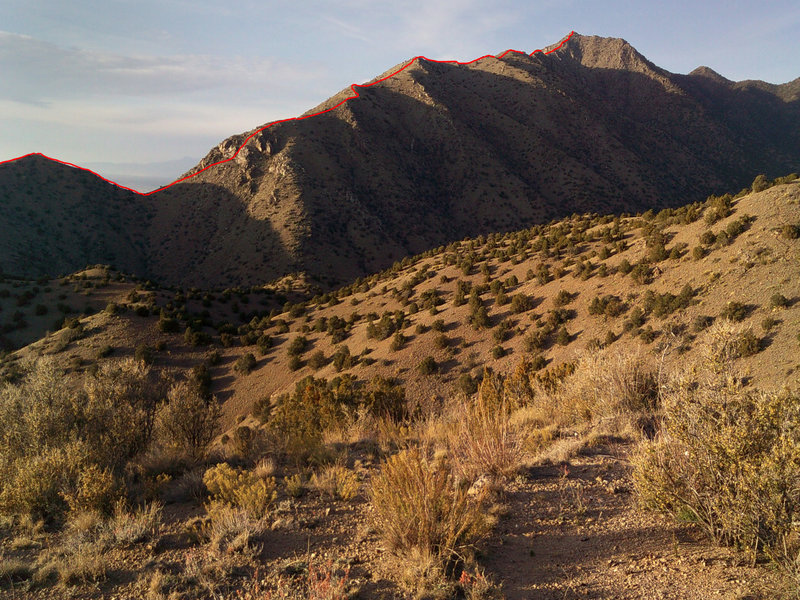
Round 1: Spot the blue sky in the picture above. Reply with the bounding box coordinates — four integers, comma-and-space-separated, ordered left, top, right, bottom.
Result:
1, 0, 798, 190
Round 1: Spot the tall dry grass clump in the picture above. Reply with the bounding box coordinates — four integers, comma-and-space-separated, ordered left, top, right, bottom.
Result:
447, 373, 523, 483
369, 447, 489, 566
520, 347, 658, 429
632, 322, 800, 579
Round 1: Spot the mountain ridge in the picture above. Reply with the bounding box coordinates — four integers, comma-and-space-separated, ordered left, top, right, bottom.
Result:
2, 32, 799, 287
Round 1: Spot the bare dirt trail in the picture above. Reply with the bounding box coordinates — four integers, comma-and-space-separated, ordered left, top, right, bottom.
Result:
480, 447, 785, 599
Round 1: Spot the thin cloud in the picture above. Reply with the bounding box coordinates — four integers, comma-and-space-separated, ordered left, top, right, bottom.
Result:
0, 31, 324, 103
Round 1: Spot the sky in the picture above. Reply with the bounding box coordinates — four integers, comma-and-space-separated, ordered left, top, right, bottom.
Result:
1, 0, 799, 191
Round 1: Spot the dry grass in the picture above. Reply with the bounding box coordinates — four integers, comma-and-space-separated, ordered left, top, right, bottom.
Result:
526, 347, 658, 429
310, 463, 360, 501
233, 556, 352, 600
204, 503, 266, 554
369, 447, 490, 566
0, 557, 33, 585
447, 373, 523, 483
105, 501, 162, 545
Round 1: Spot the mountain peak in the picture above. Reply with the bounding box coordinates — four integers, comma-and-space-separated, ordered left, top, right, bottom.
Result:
689, 65, 731, 83
556, 33, 659, 74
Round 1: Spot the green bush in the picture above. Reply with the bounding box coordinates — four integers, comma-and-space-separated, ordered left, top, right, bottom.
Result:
308, 350, 328, 370
234, 353, 257, 375
769, 293, 789, 309
458, 374, 478, 396
553, 289, 572, 307
418, 356, 438, 375
781, 224, 800, 240
134, 344, 154, 365
332, 345, 354, 372
751, 173, 769, 193
510, 293, 533, 314
287, 336, 308, 357
390, 332, 407, 351
720, 301, 747, 322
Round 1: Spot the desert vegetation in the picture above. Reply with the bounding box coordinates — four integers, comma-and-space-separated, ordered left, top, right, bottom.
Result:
0, 177, 798, 597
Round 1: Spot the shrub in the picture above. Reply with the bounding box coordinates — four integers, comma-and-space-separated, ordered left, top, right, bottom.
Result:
781, 224, 800, 240
468, 305, 490, 330
285, 474, 306, 498
491, 345, 505, 359
588, 294, 624, 318
692, 315, 713, 332
157, 381, 220, 460
523, 330, 547, 352
361, 376, 407, 421
203, 503, 266, 553
311, 464, 360, 500
553, 289, 572, 307
0, 359, 161, 521
418, 356, 438, 375
134, 344, 154, 365
751, 173, 770, 192
105, 501, 162, 545
203, 463, 277, 517
331, 345, 353, 372
235, 352, 257, 375
369, 448, 489, 565
555, 326, 570, 346
761, 316, 778, 332
390, 332, 407, 351
308, 350, 328, 370
266, 378, 349, 464
630, 263, 652, 285
769, 293, 789, 309
734, 328, 761, 357
458, 374, 478, 396
526, 348, 657, 427
96, 344, 113, 358
65, 463, 118, 515
720, 301, 747, 322
287, 335, 308, 357
633, 365, 800, 571
699, 230, 716, 246
256, 334, 273, 355
158, 316, 179, 333
288, 355, 304, 371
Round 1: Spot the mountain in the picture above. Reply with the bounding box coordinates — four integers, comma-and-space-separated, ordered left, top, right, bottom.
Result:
0, 154, 150, 279
2, 33, 799, 287
1, 175, 799, 599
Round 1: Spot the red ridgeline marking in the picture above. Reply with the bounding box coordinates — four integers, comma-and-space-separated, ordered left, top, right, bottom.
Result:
0, 31, 575, 196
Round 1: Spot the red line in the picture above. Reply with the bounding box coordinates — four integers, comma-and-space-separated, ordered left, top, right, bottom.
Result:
0, 31, 575, 196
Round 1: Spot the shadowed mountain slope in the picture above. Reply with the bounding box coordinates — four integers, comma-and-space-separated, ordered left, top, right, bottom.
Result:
2, 33, 799, 287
